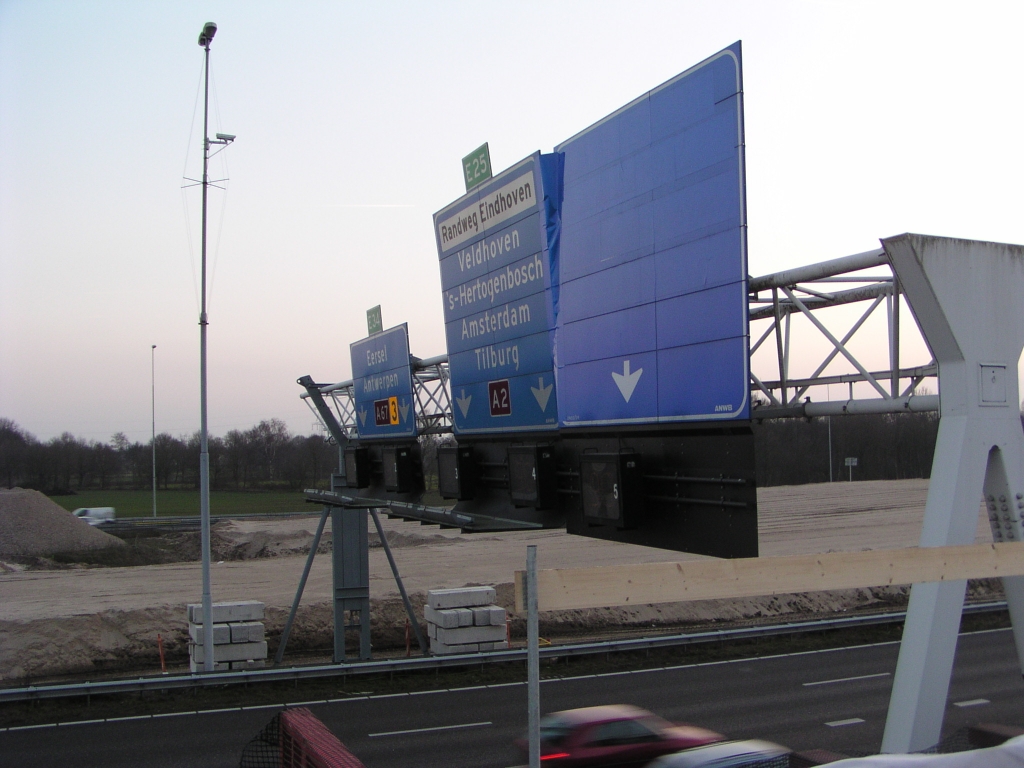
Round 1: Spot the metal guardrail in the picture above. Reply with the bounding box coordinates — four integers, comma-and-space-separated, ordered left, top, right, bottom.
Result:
0, 601, 1006, 704
100, 510, 320, 536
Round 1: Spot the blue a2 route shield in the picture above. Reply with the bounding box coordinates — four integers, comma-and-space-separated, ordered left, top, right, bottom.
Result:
349, 323, 418, 440
553, 42, 750, 428
434, 152, 563, 435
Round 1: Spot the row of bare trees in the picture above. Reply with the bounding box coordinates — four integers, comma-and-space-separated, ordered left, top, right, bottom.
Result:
754, 409, 1024, 486
0, 418, 336, 492
3, 409, 1021, 493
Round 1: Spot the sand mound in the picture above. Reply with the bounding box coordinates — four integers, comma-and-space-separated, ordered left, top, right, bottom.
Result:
0, 489, 125, 558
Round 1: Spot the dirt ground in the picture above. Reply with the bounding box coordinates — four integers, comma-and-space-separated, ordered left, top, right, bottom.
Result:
0, 479, 995, 682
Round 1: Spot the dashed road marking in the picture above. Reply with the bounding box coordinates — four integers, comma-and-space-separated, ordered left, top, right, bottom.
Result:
804, 672, 891, 687
368, 721, 491, 738
954, 698, 990, 708
826, 718, 866, 727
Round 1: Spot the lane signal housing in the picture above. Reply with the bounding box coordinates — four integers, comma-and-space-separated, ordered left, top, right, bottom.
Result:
437, 444, 477, 501
509, 444, 558, 510
343, 446, 370, 489
579, 451, 643, 529
383, 444, 416, 493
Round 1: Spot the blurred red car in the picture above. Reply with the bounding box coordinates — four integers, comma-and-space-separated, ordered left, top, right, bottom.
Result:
515, 704, 723, 767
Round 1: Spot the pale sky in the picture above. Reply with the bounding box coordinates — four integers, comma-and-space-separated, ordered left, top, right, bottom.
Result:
2, 1, 1022, 443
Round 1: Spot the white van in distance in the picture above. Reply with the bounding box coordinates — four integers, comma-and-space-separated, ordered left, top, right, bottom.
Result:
72, 507, 116, 526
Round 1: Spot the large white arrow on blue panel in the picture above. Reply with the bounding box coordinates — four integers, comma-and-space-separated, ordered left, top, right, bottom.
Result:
455, 389, 472, 418
531, 376, 552, 411
612, 360, 643, 403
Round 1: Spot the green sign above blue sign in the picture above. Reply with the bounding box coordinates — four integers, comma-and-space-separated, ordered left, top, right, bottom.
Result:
462, 142, 492, 192
366, 305, 382, 336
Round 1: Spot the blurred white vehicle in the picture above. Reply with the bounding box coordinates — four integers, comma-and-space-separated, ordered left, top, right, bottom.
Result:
72, 507, 115, 526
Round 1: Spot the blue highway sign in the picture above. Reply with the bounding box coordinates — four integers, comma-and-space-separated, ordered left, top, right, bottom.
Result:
553, 41, 750, 427
434, 152, 563, 435
349, 323, 418, 440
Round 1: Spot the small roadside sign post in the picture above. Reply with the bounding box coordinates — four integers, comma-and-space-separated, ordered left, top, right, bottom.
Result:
462, 142, 492, 192
366, 305, 383, 336
845, 456, 858, 482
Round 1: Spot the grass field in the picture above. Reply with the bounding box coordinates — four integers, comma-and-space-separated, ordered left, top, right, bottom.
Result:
50, 489, 312, 518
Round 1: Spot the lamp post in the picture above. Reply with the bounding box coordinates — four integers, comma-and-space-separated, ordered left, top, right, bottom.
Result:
196, 20, 234, 673
152, 345, 157, 518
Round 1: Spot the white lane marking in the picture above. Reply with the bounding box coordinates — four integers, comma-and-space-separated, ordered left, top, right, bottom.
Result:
954, 698, 990, 708
803, 672, 891, 687
284, 699, 328, 707
3, 625, 1009, 733
368, 720, 492, 738
826, 718, 866, 727
58, 718, 105, 726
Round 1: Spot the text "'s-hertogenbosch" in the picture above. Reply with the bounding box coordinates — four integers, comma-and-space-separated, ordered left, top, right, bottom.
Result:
446, 253, 544, 312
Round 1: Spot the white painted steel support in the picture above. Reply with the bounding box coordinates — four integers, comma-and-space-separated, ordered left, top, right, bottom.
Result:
527, 545, 540, 768
881, 234, 1024, 753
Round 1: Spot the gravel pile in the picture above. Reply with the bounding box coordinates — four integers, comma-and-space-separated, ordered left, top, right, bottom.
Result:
0, 489, 125, 558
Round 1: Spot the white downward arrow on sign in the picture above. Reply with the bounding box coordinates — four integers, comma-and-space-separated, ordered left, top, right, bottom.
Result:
455, 389, 472, 418
531, 377, 553, 412
612, 360, 643, 403
399, 399, 410, 422
358, 407, 367, 427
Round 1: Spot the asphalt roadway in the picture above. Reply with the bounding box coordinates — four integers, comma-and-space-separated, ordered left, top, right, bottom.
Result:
2, 628, 1022, 768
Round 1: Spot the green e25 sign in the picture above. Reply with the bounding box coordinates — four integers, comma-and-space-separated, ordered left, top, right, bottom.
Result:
462, 142, 492, 192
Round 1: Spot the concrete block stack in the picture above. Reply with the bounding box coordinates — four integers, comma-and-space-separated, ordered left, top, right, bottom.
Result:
187, 600, 268, 672
424, 586, 508, 654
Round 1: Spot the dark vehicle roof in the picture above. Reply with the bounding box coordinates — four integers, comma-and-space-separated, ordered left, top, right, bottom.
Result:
649, 739, 790, 767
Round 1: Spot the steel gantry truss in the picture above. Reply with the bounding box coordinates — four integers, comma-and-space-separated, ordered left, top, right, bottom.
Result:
301, 355, 453, 441
748, 247, 938, 418
301, 245, 939, 432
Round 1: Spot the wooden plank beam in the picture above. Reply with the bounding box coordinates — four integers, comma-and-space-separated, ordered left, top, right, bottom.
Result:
513, 543, 1024, 613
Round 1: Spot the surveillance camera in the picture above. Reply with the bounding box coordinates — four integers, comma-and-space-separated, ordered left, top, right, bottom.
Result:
216, 133, 236, 142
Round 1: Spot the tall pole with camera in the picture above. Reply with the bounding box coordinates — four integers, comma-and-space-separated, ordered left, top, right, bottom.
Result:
196, 21, 235, 673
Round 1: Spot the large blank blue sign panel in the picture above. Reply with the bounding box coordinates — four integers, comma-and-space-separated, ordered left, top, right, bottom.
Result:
434, 152, 563, 435
554, 42, 750, 427
350, 324, 418, 440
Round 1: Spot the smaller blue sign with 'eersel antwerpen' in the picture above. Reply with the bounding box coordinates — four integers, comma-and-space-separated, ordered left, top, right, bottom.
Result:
433, 151, 563, 435
349, 323, 417, 440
